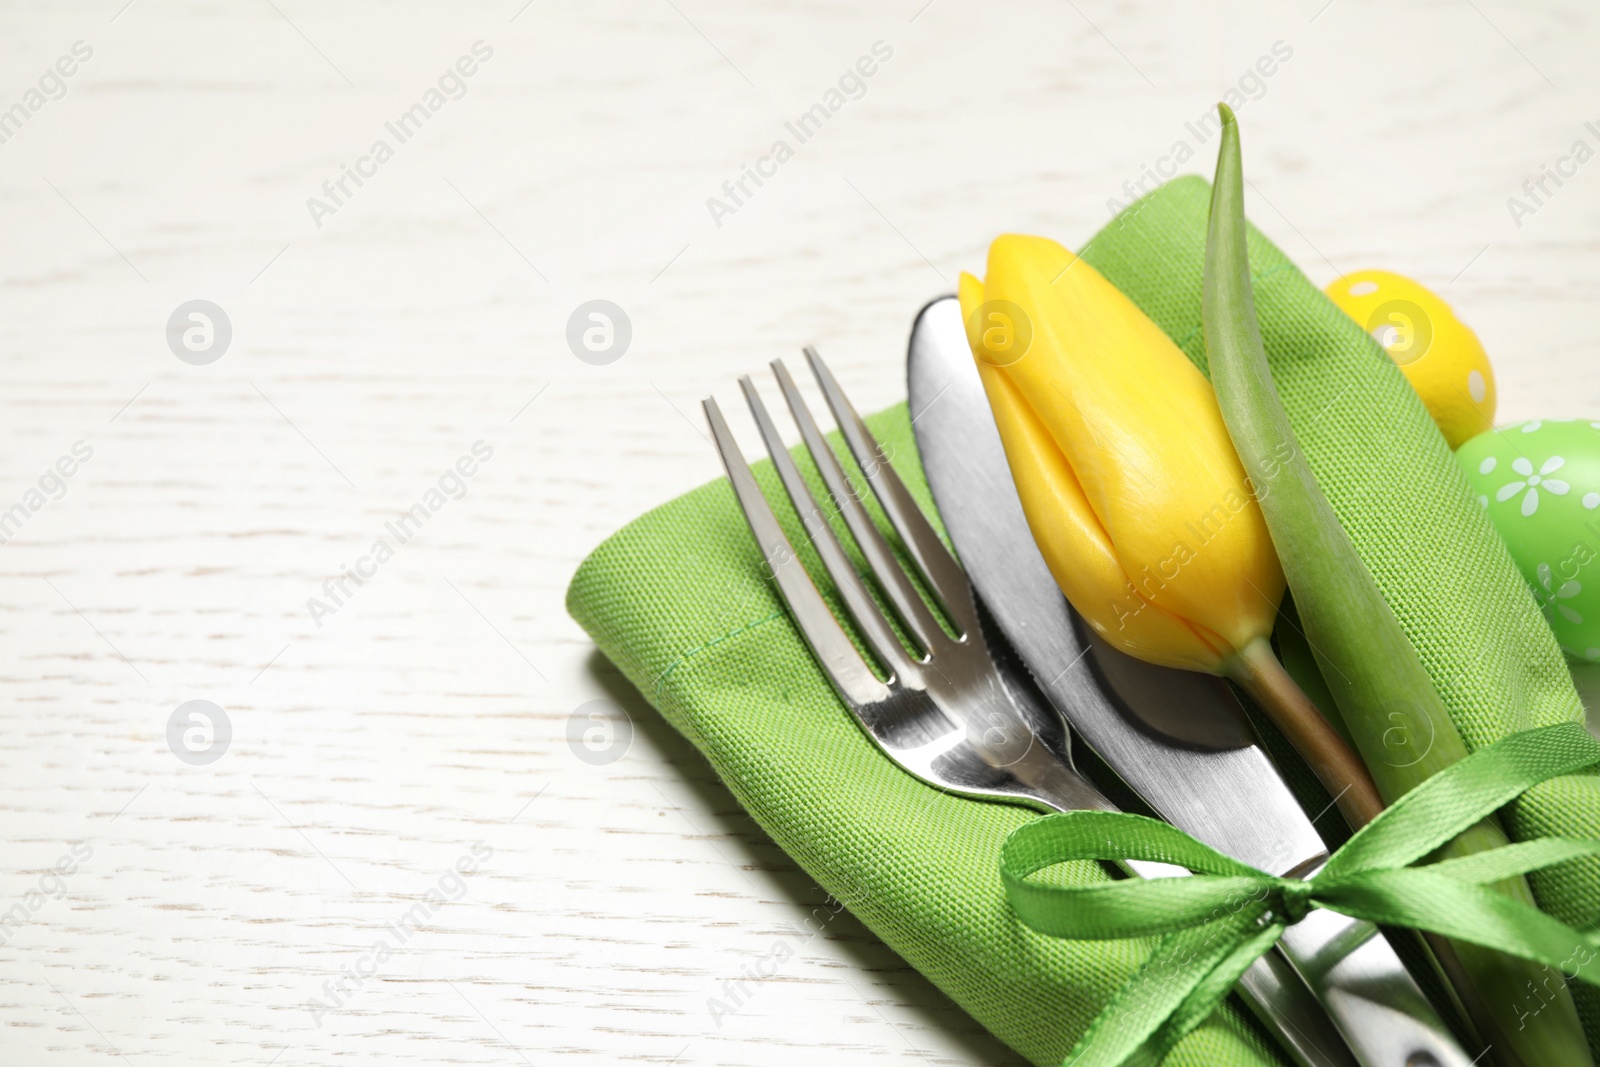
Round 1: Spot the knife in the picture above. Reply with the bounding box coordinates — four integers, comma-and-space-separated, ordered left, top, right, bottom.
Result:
907, 296, 1473, 1067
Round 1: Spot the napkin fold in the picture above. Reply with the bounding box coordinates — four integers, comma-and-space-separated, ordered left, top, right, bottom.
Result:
567, 175, 1599, 1064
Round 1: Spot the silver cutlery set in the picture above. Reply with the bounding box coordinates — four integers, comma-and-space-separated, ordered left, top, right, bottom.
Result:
701, 298, 1476, 1067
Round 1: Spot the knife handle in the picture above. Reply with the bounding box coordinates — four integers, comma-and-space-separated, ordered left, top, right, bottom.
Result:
1277, 908, 1474, 1067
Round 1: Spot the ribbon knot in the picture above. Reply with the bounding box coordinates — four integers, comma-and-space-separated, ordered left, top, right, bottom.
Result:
999, 721, 1600, 1067
1268, 879, 1313, 926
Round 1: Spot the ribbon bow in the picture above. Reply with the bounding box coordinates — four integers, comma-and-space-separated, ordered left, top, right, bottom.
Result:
1000, 721, 1600, 1067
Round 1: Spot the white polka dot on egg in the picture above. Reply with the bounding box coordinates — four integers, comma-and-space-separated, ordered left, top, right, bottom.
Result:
1585, 493, 1600, 510
1479, 456, 1497, 474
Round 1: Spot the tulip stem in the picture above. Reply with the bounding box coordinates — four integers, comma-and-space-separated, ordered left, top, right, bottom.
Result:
1222, 637, 1384, 828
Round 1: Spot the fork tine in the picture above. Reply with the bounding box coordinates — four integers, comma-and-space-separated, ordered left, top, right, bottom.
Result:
803, 346, 978, 638
770, 359, 949, 656
737, 377, 919, 684
702, 398, 888, 707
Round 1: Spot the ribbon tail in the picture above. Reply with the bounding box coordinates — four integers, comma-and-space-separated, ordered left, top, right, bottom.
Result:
1322, 721, 1600, 878
1061, 910, 1282, 1067
1151, 919, 1288, 1059
1321, 868, 1600, 988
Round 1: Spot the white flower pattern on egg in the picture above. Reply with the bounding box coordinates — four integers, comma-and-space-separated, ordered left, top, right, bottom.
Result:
1457, 418, 1600, 663
1495, 455, 1570, 516
1537, 563, 1584, 626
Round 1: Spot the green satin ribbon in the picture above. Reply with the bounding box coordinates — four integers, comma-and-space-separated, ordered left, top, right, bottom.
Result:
1000, 721, 1600, 1067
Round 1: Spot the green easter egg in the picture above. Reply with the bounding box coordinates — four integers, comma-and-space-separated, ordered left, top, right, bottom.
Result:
1456, 419, 1600, 662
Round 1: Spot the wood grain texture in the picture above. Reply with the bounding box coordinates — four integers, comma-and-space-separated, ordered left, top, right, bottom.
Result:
0, 0, 1596, 1062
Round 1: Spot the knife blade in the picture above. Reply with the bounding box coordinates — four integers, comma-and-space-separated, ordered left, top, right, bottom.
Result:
907, 295, 1472, 1067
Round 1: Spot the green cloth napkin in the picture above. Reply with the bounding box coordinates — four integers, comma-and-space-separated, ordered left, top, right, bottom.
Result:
567, 175, 1599, 1064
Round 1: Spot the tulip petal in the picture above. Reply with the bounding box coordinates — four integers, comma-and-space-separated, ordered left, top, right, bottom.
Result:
958, 272, 986, 356
975, 357, 1226, 671
963, 261, 1221, 669
975, 234, 1284, 663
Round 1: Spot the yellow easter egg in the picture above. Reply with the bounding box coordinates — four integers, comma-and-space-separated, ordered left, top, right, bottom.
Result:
1325, 269, 1496, 448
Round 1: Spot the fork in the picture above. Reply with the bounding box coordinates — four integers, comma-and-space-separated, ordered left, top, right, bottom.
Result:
702, 348, 1357, 1067
705, 353, 1094, 812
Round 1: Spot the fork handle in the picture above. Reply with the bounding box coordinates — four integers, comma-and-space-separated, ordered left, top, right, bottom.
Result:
1122, 858, 1358, 1067
1043, 777, 1468, 1066
1126, 854, 1470, 1067
1006, 731, 1358, 1065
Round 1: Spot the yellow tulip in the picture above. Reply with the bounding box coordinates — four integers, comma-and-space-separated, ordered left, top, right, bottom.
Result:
958, 234, 1286, 674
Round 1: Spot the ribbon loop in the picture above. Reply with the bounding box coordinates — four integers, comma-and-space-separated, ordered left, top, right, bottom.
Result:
1000, 721, 1600, 1067
1322, 720, 1600, 880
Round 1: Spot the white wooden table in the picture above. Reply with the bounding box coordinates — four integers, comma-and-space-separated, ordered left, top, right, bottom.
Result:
1, 1, 1596, 1063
